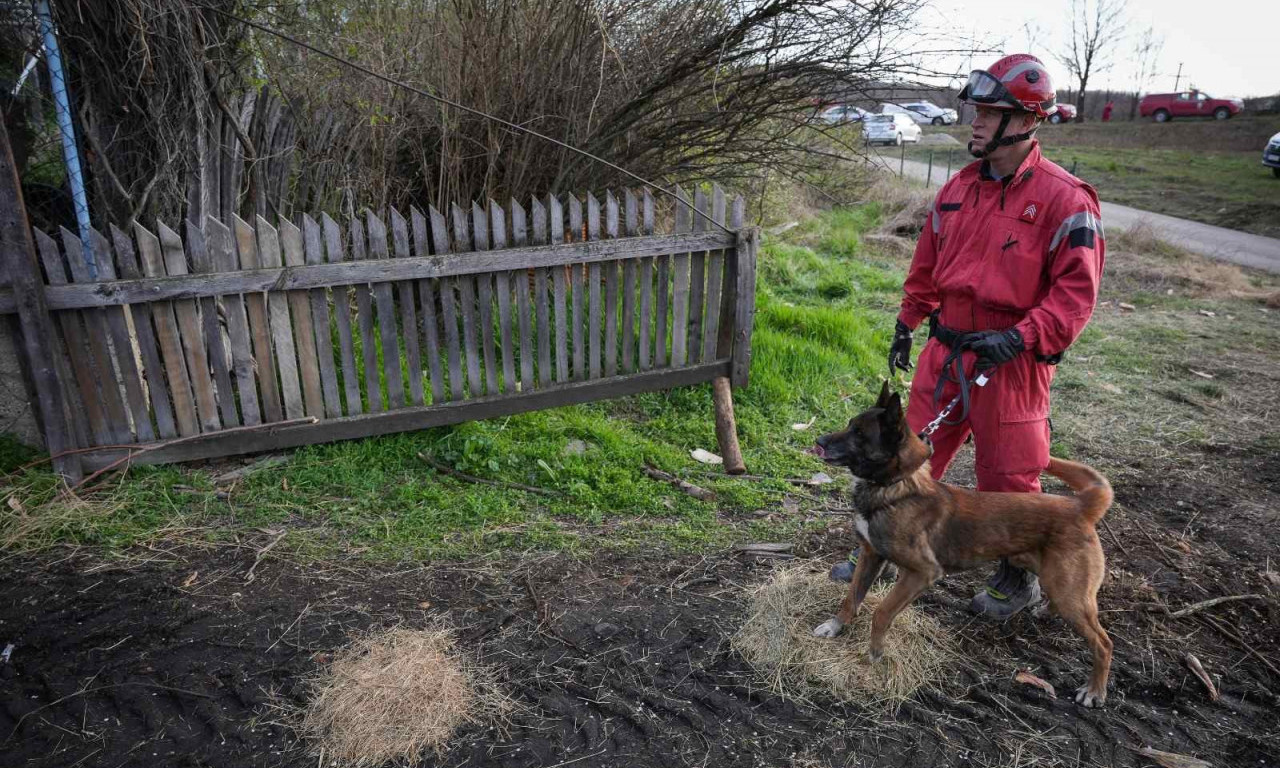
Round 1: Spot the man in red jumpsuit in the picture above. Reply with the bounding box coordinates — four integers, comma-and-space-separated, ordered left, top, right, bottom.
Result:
883, 54, 1106, 617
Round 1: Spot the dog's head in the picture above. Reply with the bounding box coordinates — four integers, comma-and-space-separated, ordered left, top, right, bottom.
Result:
811, 382, 929, 484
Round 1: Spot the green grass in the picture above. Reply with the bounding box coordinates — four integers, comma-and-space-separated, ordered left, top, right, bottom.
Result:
1, 208, 906, 560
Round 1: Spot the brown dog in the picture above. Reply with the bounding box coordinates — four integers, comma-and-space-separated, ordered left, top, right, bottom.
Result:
810, 382, 1114, 707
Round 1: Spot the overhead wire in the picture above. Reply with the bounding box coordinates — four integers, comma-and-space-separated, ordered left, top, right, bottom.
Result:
208, 7, 734, 234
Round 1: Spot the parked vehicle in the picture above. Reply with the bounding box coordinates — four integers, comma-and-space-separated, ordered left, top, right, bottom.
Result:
817, 104, 868, 124
1139, 90, 1244, 122
864, 113, 922, 146
1264, 132, 1280, 179
1048, 104, 1077, 124
882, 102, 958, 126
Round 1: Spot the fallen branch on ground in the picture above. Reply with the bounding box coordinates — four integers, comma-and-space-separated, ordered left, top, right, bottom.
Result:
642, 466, 715, 501
1184, 653, 1218, 701
1164, 594, 1265, 618
418, 453, 561, 497
245, 529, 287, 584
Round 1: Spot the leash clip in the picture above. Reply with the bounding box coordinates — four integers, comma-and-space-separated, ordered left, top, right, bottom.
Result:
918, 369, 994, 439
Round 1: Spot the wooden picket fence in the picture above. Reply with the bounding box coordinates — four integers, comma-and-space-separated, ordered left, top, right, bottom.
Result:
0, 184, 757, 477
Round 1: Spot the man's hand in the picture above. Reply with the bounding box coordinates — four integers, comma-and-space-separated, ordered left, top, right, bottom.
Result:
968, 328, 1024, 367
888, 320, 914, 375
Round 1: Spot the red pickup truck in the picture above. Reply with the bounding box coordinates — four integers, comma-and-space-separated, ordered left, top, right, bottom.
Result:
1139, 90, 1244, 122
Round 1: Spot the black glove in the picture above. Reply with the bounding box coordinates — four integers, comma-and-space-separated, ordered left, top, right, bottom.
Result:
888, 320, 914, 375
968, 328, 1025, 367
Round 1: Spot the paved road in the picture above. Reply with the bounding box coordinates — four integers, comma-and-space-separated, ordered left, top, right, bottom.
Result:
874, 152, 1280, 274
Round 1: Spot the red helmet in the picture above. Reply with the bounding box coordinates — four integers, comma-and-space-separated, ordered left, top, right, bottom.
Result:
959, 54, 1057, 120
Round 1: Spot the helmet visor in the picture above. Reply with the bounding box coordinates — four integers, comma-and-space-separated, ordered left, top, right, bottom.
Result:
960, 70, 1015, 106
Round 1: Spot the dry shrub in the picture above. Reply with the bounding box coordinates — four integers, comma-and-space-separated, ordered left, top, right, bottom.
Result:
299, 626, 512, 767
871, 175, 934, 239
732, 562, 954, 707
1108, 222, 1274, 300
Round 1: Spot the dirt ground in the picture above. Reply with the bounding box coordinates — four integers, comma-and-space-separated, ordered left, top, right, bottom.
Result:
2, 493, 1276, 768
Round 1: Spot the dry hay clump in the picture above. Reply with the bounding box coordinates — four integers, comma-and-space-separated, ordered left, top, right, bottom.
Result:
732, 561, 954, 706
298, 625, 513, 767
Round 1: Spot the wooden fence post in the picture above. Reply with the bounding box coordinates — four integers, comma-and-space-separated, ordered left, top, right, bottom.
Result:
0, 118, 81, 479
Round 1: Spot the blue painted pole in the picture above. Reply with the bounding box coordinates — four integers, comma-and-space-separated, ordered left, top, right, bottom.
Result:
35, 0, 96, 277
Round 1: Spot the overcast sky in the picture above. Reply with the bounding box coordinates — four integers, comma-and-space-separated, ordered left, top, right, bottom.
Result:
916, 0, 1277, 99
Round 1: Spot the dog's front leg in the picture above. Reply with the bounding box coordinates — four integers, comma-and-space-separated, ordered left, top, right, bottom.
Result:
813, 540, 884, 638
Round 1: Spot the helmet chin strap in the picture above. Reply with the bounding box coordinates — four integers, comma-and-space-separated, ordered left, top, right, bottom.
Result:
968, 110, 1038, 159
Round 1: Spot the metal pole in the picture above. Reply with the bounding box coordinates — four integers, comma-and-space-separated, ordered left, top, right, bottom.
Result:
947, 149, 953, 179
899, 141, 905, 177
927, 151, 934, 186
35, 0, 95, 277
1173, 62, 1183, 91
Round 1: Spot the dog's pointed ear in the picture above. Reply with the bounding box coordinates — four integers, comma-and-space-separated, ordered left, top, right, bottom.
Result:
881, 392, 903, 427
876, 380, 891, 407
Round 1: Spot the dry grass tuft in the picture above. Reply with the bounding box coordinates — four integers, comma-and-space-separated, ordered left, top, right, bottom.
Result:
0, 490, 118, 551
1107, 222, 1275, 300
732, 561, 954, 707
870, 175, 934, 239
298, 625, 512, 767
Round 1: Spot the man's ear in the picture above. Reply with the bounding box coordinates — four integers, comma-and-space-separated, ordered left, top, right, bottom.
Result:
877, 380, 891, 407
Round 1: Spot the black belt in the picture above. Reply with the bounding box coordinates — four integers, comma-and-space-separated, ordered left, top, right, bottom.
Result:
927, 312, 1064, 365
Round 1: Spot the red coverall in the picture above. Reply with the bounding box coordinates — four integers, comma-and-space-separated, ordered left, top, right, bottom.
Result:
899, 141, 1106, 492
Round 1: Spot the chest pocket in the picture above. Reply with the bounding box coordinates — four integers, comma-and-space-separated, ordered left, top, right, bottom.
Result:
979, 212, 1049, 311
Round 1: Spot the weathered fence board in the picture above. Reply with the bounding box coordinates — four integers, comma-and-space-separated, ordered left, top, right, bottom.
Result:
256, 216, 305, 421
671, 186, 692, 367
111, 224, 178, 440
411, 207, 445, 404
302, 215, 341, 419
349, 216, 382, 412
366, 212, 405, 409
323, 214, 363, 416
133, 224, 199, 436
279, 218, 325, 419
471, 202, 498, 396
163, 221, 222, 432
235, 215, 284, 423
35, 229, 109, 445
391, 209, 425, 407
14, 186, 757, 471
61, 228, 132, 442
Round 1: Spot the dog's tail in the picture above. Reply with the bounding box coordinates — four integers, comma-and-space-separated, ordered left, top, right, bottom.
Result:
1045, 457, 1113, 524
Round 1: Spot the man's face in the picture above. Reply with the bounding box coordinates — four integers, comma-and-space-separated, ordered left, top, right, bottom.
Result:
969, 106, 1036, 157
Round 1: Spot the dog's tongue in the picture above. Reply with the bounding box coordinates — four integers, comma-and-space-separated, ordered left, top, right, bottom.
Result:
806, 445, 825, 458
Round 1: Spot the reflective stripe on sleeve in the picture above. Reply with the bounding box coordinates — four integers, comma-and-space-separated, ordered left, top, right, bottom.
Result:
1049, 210, 1104, 252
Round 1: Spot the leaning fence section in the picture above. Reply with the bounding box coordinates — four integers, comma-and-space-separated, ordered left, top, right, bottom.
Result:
10, 185, 756, 471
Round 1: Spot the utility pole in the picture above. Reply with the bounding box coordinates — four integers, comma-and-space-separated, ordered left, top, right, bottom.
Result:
1173, 62, 1184, 91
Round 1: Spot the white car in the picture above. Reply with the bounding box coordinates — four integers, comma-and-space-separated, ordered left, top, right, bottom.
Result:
882, 101, 959, 126
863, 113, 922, 146
818, 104, 868, 124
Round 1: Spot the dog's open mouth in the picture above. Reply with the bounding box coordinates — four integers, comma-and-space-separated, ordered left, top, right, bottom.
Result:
806, 445, 825, 459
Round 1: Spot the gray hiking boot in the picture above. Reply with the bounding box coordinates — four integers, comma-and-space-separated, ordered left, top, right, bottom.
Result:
829, 554, 898, 584
970, 559, 1041, 619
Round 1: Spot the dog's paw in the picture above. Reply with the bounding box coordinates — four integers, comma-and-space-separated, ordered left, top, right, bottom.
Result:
1074, 686, 1106, 708
868, 647, 885, 664
812, 618, 844, 638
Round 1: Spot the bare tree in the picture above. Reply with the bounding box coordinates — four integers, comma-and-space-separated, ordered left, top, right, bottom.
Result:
1127, 24, 1164, 120
1056, 0, 1127, 119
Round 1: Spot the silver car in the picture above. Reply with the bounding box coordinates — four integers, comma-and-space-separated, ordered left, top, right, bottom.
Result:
864, 113, 923, 146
